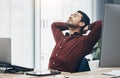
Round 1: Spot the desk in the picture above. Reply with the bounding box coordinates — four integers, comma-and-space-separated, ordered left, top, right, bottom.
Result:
66, 67, 120, 78
0, 67, 120, 78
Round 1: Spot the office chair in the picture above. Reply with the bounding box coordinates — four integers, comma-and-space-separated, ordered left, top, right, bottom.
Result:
77, 57, 90, 72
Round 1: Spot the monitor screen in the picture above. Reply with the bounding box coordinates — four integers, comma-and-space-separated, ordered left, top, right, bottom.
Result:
99, 4, 120, 67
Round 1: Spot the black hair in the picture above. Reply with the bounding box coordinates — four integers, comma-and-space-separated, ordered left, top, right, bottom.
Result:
77, 10, 90, 34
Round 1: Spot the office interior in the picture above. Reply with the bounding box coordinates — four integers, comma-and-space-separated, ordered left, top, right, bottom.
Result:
0, 0, 120, 72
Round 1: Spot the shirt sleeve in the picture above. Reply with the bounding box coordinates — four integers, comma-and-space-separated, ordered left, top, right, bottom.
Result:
51, 22, 68, 43
85, 20, 102, 48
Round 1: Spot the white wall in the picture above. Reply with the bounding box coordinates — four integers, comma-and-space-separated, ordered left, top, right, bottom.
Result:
0, 0, 34, 68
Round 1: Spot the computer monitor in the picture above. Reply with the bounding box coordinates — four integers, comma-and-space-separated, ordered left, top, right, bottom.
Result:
99, 4, 120, 67
0, 38, 11, 65
0, 38, 33, 72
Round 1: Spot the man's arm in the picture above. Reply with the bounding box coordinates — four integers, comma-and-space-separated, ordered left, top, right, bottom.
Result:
85, 20, 102, 49
51, 22, 68, 43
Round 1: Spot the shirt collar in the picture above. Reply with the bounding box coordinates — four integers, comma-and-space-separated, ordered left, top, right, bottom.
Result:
65, 32, 82, 37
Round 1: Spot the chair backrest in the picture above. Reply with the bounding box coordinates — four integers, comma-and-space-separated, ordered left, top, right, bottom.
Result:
77, 58, 90, 72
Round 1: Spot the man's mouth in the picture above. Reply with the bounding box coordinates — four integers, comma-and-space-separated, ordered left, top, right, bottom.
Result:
68, 19, 72, 22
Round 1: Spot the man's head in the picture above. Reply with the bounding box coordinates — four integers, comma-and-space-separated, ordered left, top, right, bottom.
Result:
67, 10, 90, 34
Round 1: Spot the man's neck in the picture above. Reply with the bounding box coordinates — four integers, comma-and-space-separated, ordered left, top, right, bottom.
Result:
69, 27, 81, 35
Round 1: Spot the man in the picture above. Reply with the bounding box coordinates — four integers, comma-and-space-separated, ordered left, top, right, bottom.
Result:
48, 10, 102, 73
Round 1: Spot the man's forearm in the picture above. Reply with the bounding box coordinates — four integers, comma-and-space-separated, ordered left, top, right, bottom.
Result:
51, 22, 68, 31
51, 22, 68, 43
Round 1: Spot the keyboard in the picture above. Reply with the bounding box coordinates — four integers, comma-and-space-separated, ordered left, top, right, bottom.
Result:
0, 62, 11, 67
0, 62, 33, 73
4, 65, 33, 73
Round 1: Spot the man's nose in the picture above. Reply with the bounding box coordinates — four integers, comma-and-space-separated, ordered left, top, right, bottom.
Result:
69, 16, 72, 19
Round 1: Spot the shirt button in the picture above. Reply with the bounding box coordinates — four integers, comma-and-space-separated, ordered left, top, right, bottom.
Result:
56, 54, 58, 56
59, 46, 62, 48
63, 39, 66, 41
52, 62, 55, 64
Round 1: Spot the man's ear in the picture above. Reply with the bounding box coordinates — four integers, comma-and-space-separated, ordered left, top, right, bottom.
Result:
79, 22, 85, 27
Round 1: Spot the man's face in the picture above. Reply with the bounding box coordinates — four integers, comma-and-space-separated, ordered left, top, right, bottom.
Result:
67, 12, 83, 27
